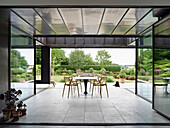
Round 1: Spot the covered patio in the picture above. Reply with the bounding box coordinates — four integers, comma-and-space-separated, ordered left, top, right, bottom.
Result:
2, 83, 169, 124
0, 1, 170, 127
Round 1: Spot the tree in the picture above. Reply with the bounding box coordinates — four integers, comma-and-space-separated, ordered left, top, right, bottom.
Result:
11, 50, 28, 68
138, 49, 152, 75
95, 50, 112, 66
69, 50, 85, 70
36, 49, 41, 65
19, 57, 28, 67
84, 54, 94, 65
51, 49, 67, 75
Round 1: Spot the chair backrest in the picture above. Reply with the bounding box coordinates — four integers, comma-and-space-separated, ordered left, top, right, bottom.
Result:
64, 76, 71, 84
100, 77, 107, 84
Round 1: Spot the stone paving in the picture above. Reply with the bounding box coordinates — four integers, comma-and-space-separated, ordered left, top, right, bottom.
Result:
1, 83, 170, 125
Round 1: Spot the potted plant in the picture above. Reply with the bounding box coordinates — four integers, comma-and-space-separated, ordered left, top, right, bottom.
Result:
119, 72, 126, 83
1, 88, 22, 121
12, 110, 20, 121
17, 101, 27, 116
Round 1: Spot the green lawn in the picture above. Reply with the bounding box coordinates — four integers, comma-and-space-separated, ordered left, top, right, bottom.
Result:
51, 75, 135, 83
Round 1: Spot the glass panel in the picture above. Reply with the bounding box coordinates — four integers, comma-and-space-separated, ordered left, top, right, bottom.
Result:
12, 8, 55, 35
98, 8, 127, 34
59, 8, 83, 34
137, 28, 153, 101
11, 12, 34, 35
137, 48, 153, 101
11, 26, 33, 47
113, 8, 151, 35
154, 17, 170, 118
35, 8, 69, 35
127, 12, 158, 35
83, 8, 104, 34
138, 27, 153, 47
11, 48, 34, 100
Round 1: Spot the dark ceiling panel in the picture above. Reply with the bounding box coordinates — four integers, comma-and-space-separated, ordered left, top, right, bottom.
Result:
12, 8, 55, 35
11, 11, 34, 35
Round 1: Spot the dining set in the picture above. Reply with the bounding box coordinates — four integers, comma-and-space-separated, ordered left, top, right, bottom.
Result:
62, 74, 109, 98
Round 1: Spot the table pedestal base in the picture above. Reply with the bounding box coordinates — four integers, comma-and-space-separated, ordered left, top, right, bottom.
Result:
84, 79, 88, 95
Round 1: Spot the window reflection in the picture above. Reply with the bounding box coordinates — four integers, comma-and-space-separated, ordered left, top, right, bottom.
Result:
154, 17, 170, 118
137, 28, 153, 101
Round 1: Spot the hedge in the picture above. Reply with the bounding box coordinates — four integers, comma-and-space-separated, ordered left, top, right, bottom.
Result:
54, 65, 121, 72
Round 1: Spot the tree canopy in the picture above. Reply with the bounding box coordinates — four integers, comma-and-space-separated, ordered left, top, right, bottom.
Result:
69, 49, 86, 70
95, 50, 112, 66
51, 49, 67, 68
11, 49, 28, 68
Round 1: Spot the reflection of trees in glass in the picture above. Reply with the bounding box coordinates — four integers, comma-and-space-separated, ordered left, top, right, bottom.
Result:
154, 49, 170, 77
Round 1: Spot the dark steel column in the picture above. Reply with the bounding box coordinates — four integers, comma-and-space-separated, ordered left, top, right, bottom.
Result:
41, 46, 51, 84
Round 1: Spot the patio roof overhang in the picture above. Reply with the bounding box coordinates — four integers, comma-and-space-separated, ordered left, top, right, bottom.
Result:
10, 7, 170, 48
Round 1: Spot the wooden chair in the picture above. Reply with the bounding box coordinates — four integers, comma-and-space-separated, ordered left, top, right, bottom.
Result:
70, 75, 82, 92
62, 76, 79, 98
92, 76, 109, 98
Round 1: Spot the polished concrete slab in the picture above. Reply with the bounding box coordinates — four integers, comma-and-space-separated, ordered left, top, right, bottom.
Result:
1, 83, 170, 124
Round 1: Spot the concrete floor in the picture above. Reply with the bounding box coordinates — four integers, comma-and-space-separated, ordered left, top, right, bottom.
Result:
1, 83, 170, 125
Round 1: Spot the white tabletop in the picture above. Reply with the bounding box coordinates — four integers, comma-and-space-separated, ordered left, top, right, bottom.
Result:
73, 77, 98, 80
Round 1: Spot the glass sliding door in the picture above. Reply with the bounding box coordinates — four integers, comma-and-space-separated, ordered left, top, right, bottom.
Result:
137, 28, 153, 101
154, 16, 170, 118
10, 11, 35, 100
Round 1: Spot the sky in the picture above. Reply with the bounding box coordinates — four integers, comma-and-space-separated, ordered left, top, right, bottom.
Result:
16, 48, 135, 66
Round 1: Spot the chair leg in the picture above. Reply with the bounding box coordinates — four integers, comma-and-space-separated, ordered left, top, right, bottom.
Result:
89, 82, 91, 92
100, 86, 102, 98
71, 86, 73, 95
77, 86, 79, 97
80, 81, 82, 92
62, 85, 66, 97
106, 85, 109, 97
92, 86, 94, 97
68, 86, 70, 98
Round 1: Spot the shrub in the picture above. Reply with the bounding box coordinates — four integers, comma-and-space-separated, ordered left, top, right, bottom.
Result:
101, 68, 106, 73
54, 65, 121, 72
20, 74, 26, 78
104, 65, 121, 72
55, 70, 62, 75
89, 68, 94, 73
68, 70, 74, 75
62, 73, 67, 76
107, 78, 114, 82
106, 71, 110, 74
11, 68, 25, 75
11, 77, 20, 82
126, 75, 135, 80
76, 69, 81, 73
26, 74, 31, 77
119, 71, 126, 78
